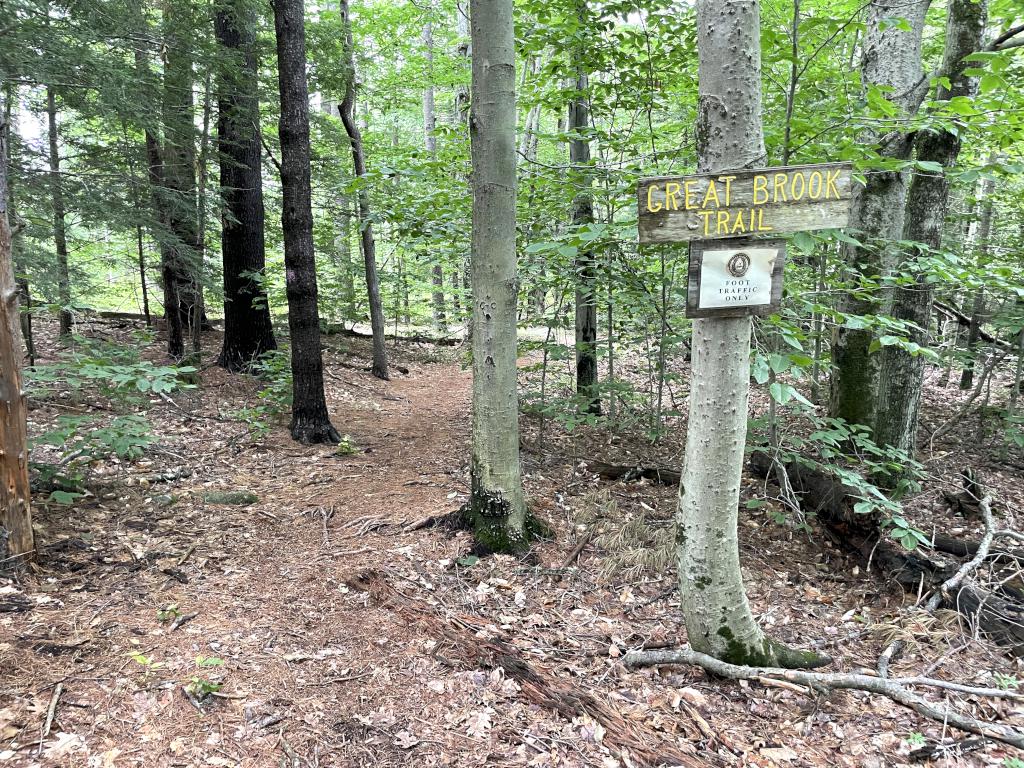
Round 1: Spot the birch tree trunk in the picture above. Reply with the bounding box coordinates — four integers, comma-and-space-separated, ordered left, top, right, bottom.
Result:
677, 0, 825, 669
828, 0, 929, 427
216, 0, 277, 371
273, 0, 341, 444
339, 0, 389, 379
873, 0, 987, 458
45, 87, 72, 338
569, 0, 599, 415
0, 83, 33, 564
464, 0, 530, 553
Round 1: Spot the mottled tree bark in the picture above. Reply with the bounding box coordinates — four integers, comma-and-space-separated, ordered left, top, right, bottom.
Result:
215, 0, 277, 372
273, 0, 340, 444
569, 0, 599, 415
0, 84, 33, 564
677, 0, 825, 669
873, 0, 987, 458
422, 10, 446, 330
339, 0, 388, 379
464, 0, 530, 553
829, 0, 930, 427
45, 87, 72, 337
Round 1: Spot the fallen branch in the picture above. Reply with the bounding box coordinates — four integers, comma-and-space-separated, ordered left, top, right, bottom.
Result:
931, 349, 1011, 446
933, 301, 1011, 349
589, 461, 680, 486
559, 527, 595, 568
624, 645, 1024, 749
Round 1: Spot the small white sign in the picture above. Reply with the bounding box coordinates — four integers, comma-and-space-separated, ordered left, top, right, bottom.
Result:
697, 247, 778, 310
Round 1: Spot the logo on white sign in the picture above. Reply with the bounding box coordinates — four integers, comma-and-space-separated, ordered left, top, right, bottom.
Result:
698, 247, 778, 310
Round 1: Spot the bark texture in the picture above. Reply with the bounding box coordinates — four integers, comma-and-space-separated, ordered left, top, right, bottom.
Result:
215, 0, 277, 372
569, 0, 598, 415
960, 174, 994, 390
273, 0, 340, 444
45, 87, 72, 337
160, 0, 201, 360
422, 11, 446, 330
0, 89, 34, 564
678, 0, 824, 669
339, 0, 388, 379
873, 0, 987, 457
465, 0, 530, 553
828, 0, 930, 427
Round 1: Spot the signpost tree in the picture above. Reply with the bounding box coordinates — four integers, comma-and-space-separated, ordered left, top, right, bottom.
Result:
637, 0, 851, 668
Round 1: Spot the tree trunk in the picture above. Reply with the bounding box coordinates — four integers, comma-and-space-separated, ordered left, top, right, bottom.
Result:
339, 0, 388, 379
45, 87, 72, 338
569, 0, 599, 415
4, 88, 33, 364
161, 0, 201, 360
464, 0, 530, 554
960, 174, 994, 390
215, 0, 277, 372
678, 0, 825, 669
0, 84, 33, 564
273, 0, 341, 444
828, 0, 930, 427
420, 11, 446, 331
873, 0, 987, 458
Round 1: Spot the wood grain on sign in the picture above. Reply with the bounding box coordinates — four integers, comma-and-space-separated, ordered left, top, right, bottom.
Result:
686, 239, 786, 318
638, 163, 853, 243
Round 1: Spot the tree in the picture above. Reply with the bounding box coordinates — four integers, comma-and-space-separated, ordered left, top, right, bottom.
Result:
569, 0, 598, 415
873, 0, 988, 457
463, 0, 531, 553
160, 0, 202, 361
422, 6, 447, 331
0, 83, 34, 565
215, 0, 277, 372
339, 0, 389, 380
960, 172, 995, 390
828, 0, 930, 427
45, 86, 72, 338
273, 0, 341, 444
675, 0, 826, 668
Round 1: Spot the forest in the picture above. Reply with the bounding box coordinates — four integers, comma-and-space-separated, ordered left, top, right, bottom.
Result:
1, 0, 1024, 764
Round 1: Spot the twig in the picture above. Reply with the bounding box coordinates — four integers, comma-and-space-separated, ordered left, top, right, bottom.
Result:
559, 528, 595, 569
926, 496, 995, 612
625, 645, 1024, 748
931, 351, 1010, 446
39, 682, 62, 748
176, 543, 198, 566
169, 612, 198, 632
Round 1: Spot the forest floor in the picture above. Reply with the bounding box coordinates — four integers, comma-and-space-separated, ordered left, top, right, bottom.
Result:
2, 317, 1024, 768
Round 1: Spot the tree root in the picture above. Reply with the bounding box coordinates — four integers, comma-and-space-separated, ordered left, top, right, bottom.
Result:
625, 645, 1024, 749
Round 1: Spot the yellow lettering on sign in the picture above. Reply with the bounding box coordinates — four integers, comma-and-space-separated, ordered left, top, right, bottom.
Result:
702, 180, 720, 209
664, 182, 681, 211
719, 175, 736, 205
808, 170, 823, 199
698, 210, 714, 235
716, 211, 730, 234
773, 173, 788, 203
790, 171, 806, 201
684, 180, 698, 209
752, 175, 769, 205
757, 208, 773, 231
730, 209, 747, 234
646, 185, 663, 213
826, 167, 842, 198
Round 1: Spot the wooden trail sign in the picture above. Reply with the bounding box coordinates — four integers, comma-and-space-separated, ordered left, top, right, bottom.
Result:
638, 162, 853, 244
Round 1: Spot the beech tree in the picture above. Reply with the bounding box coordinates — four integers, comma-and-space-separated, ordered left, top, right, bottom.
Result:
273, 0, 340, 443
873, 0, 988, 456
675, 0, 825, 669
0, 86, 33, 564
215, 0, 277, 372
463, 0, 530, 553
828, 0, 929, 427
